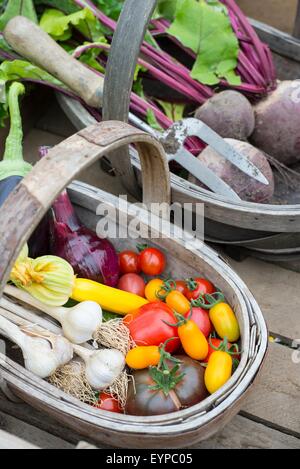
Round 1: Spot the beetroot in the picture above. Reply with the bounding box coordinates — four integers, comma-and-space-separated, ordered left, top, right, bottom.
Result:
195, 91, 255, 141
251, 81, 300, 165
188, 139, 275, 203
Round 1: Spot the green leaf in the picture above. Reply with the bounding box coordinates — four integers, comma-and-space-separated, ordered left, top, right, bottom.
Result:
146, 108, 164, 132
34, 0, 80, 15
0, 0, 38, 31
40, 7, 101, 42
133, 63, 147, 82
0, 34, 16, 57
158, 100, 185, 122
154, 0, 178, 21
0, 59, 66, 88
77, 45, 106, 73
102, 310, 120, 322
93, 0, 124, 21
168, 0, 241, 86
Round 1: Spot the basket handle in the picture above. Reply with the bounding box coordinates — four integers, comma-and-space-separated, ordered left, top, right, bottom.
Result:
4, 16, 103, 108
103, 0, 157, 197
0, 121, 170, 294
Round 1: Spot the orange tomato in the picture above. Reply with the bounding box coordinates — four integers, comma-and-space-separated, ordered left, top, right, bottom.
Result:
166, 290, 190, 315
126, 346, 160, 369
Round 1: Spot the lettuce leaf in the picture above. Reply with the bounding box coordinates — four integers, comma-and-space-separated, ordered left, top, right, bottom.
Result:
0, 59, 66, 87
0, 59, 68, 127
168, 0, 241, 86
40, 7, 102, 42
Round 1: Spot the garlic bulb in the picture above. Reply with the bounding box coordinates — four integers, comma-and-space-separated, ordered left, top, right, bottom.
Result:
10, 255, 75, 307
0, 315, 73, 378
73, 345, 125, 390
4, 286, 102, 344
56, 301, 102, 344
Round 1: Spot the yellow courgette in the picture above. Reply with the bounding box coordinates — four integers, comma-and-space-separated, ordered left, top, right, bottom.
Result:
71, 278, 149, 315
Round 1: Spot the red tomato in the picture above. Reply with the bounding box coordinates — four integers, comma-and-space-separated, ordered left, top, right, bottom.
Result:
124, 302, 180, 353
185, 278, 215, 301
118, 273, 145, 297
174, 280, 188, 296
119, 251, 141, 274
94, 393, 122, 413
204, 338, 240, 364
186, 307, 213, 338
139, 248, 166, 276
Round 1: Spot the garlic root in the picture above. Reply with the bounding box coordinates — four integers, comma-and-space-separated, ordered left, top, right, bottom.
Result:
49, 358, 97, 405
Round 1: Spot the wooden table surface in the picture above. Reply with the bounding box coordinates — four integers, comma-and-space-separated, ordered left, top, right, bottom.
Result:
0, 113, 299, 449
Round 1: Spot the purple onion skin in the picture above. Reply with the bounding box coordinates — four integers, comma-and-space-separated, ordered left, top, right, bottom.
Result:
50, 191, 120, 287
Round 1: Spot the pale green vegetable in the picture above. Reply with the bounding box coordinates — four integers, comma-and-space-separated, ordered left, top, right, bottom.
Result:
10, 255, 75, 307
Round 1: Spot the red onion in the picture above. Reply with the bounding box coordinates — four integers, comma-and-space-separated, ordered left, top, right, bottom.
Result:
49, 190, 120, 287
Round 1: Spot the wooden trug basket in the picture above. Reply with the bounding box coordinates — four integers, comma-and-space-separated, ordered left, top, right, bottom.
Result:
0, 121, 268, 448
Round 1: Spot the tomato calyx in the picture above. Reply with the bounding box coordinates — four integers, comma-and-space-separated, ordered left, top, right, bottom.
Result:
192, 292, 225, 310
137, 243, 148, 253
164, 308, 193, 328
185, 278, 198, 292
148, 338, 185, 397
155, 278, 176, 300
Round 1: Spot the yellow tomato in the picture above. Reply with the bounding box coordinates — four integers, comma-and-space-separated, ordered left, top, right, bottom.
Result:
145, 279, 164, 302
205, 351, 233, 394
126, 346, 160, 369
209, 302, 240, 342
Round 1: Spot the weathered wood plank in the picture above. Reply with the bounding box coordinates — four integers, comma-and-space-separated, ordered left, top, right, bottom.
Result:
230, 257, 300, 340
0, 394, 98, 447
0, 429, 39, 449
241, 342, 300, 437
0, 410, 72, 449
194, 415, 300, 449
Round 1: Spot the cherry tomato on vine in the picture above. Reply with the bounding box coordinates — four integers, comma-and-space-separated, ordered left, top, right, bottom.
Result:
174, 280, 188, 296
139, 247, 166, 276
185, 278, 215, 301
173, 313, 208, 361
118, 273, 145, 297
145, 278, 164, 302
166, 290, 190, 315
205, 351, 233, 395
203, 338, 240, 363
94, 393, 122, 413
185, 307, 213, 338
209, 302, 240, 342
126, 345, 161, 370
119, 250, 141, 274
